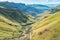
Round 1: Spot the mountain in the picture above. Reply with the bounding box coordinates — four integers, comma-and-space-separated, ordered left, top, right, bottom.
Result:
0, 6, 35, 24
0, 2, 50, 17
0, 6, 35, 40
36, 5, 60, 29
28, 4, 50, 10
0, 2, 60, 40
49, 6, 60, 14
0, 14, 22, 40
27, 4, 50, 16
30, 6, 60, 40
0, 8, 22, 40
46, 4, 60, 8
32, 5, 60, 20
31, 11, 60, 40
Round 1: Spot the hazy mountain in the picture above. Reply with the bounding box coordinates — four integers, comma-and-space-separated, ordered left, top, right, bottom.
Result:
27, 4, 50, 16
28, 4, 50, 10
46, 4, 60, 7
0, 2, 50, 17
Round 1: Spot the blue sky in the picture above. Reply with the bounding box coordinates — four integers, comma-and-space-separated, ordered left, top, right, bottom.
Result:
0, 0, 60, 4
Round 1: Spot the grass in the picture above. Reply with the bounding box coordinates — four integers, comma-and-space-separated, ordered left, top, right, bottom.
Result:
0, 15, 22, 40
31, 12, 60, 40
31, 12, 60, 30
0, 6, 35, 40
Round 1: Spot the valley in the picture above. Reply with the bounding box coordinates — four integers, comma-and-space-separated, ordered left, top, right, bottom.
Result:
0, 1, 60, 40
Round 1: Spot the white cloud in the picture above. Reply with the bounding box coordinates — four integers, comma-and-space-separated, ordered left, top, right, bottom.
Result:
0, 0, 60, 4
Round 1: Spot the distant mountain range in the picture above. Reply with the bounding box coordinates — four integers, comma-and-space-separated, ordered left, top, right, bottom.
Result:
0, 2, 60, 20
0, 1, 51, 17
0, 2, 59, 17
28, 4, 50, 10
46, 4, 60, 7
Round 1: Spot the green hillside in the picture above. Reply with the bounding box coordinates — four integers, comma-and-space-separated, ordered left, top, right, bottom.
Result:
31, 12, 60, 40
0, 15, 22, 40
0, 7, 35, 40
0, 5, 60, 40
0, 8, 28, 23
0, 7, 35, 25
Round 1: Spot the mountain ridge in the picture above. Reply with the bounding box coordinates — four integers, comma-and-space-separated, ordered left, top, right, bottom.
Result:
0, 2, 50, 17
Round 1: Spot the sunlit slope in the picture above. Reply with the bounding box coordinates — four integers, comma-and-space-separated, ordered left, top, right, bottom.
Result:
0, 15, 22, 31
0, 15, 22, 40
31, 12, 60, 30
32, 12, 60, 40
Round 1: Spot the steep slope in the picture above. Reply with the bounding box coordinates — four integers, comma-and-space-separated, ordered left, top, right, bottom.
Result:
0, 6, 35, 40
0, 7, 35, 25
31, 12, 60, 40
0, 15, 22, 40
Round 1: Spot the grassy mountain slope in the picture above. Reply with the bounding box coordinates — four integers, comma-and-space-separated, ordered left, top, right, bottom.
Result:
31, 12, 60, 40
0, 15, 22, 40
0, 7, 35, 25
0, 6, 35, 40
0, 8, 28, 23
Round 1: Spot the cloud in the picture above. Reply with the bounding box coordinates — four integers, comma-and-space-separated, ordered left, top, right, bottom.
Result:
0, 0, 60, 4
48, 0, 60, 2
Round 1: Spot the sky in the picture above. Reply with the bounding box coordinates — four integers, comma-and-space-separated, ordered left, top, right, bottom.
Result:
0, 0, 60, 4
